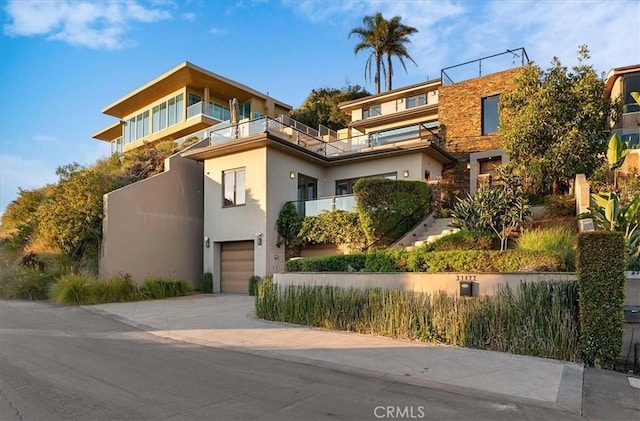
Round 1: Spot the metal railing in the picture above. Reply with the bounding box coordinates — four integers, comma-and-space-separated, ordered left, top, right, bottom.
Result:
206, 115, 439, 156
441, 48, 529, 85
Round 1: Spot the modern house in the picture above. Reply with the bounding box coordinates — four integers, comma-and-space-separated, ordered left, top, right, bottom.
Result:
94, 51, 528, 292
605, 64, 640, 174
93, 62, 291, 286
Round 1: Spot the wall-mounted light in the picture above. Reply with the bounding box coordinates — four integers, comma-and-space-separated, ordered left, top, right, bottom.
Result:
255, 232, 263, 247
403, 170, 410, 178
290, 171, 296, 179
204, 236, 210, 248
466, 162, 471, 170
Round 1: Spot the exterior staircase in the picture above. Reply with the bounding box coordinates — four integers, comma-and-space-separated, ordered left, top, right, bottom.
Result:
392, 213, 458, 250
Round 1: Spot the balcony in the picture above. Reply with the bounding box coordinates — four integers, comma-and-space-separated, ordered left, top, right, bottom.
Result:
292, 195, 356, 217
206, 115, 439, 158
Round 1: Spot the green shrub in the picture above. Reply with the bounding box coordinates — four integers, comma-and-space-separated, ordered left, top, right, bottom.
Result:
406, 249, 563, 272
143, 276, 192, 299
2, 268, 57, 300
50, 273, 99, 305
285, 254, 367, 272
577, 231, 626, 368
424, 230, 498, 252
249, 275, 261, 296
517, 226, 576, 271
91, 275, 139, 303
298, 210, 365, 249
255, 279, 580, 361
364, 248, 408, 272
286, 249, 563, 273
201, 272, 213, 293
354, 178, 431, 249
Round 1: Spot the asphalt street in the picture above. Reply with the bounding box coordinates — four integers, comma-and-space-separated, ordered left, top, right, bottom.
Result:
0, 300, 581, 420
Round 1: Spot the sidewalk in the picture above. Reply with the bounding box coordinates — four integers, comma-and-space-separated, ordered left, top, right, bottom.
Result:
83, 294, 616, 416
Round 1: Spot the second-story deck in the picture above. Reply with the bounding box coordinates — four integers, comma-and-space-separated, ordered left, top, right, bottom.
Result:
205, 115, 441, 159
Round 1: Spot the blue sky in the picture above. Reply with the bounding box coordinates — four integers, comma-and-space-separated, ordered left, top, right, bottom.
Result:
1, 0, 639, 215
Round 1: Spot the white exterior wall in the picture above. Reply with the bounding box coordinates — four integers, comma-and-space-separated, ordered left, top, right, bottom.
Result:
203, 148, 268, 291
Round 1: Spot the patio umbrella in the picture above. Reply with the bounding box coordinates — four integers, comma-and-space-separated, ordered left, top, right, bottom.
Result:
230, 98, 240, 138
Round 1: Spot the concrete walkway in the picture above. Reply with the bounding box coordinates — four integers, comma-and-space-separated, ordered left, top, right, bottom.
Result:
84, 294, 587, 414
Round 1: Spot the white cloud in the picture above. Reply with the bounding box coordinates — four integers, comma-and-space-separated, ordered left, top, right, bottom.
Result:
284, 0, 639, 80
3, 0, 171, 49
182, 12, 196, 22
209, 27, 227, 36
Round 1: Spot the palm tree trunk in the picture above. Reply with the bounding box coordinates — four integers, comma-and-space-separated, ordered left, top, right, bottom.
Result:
375, 54, 381, 94
386, 54, 392, 91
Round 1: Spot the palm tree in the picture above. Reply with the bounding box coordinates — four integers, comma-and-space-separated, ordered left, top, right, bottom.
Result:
384, 16, 418, 91
349, 12, 387, 94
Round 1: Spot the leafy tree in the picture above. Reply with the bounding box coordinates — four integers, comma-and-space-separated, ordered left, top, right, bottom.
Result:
349, 13, 418, 94
383, 16, 418, 91
290, 85, 370, 131
0, 186, 52, 250
499, 46, 619, 195
37, 163, 124, 260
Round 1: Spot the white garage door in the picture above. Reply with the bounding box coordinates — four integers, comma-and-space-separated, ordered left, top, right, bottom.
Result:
220, 241, 254, 293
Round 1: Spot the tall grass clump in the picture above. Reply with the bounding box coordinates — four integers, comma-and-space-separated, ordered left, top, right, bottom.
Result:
49, 273, 100, 305
516, 225, 576, 271
256, 279, 580, 361
142, 276, 192, 299
0, 268, 58, 300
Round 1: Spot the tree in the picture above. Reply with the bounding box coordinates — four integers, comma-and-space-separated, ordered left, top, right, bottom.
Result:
37, 163, 124, 260
349, 13, 418, 94
349, 12, 387, 94
499, 46, 619, 195
383, 16, 418, 91
290, 85, 370, 131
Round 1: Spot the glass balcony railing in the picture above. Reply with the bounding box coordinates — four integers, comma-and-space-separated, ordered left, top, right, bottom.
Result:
292, 195, 356, 217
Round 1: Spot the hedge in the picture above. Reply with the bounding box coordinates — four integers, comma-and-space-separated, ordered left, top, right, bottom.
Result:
354, 178, 431, 249
285, 254, 367, 272
285, 249, 564, 273
577, 231, 626, 369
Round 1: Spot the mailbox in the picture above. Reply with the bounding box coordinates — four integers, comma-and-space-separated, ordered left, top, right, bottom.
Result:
460, 281, 474, 297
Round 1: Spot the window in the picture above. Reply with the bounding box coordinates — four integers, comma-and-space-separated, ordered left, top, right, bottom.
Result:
223, 168, 246, 207
623, 73, 640, 113
406, 94, 426, 109
363, 104, 381, 119
482, 95, 500, 135
297, 174, 317, 202
151, 94, 182, 134
622, 133, 639, 148
335, 172, 397, 195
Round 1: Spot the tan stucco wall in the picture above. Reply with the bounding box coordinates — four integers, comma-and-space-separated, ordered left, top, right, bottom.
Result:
100, 147, 204, 287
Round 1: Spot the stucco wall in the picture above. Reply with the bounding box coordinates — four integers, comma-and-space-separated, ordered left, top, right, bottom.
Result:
100, 147, 204, 287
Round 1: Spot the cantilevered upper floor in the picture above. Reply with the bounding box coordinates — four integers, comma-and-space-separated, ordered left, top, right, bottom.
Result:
93, 62, 292, 153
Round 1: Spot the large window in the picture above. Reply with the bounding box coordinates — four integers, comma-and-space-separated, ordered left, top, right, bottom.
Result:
150, 93, 184, 134
363, 104, 381, 119
406, 94, 426, 109
482, 95, 500, 135
297, 174, 317, 202
335, 172, 397, 195
624, 73, 640, 113
223, 168, 246, 207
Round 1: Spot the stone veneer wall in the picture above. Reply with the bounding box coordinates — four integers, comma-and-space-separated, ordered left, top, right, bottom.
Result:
438, 68, 523, 206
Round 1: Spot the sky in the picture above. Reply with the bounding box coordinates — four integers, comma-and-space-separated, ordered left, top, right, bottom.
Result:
0, 0, 639, 216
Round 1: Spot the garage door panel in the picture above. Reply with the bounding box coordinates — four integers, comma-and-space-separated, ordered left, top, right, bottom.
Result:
221, 241, 254, 293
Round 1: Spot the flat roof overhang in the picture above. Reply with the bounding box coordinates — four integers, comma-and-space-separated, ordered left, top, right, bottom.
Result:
339, 79, 441, 112
349, 105, 438, 131
102, 62, 291, 118
93, 121, 123, 141
182, 130, 457, 167
605, 64, 640, 98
